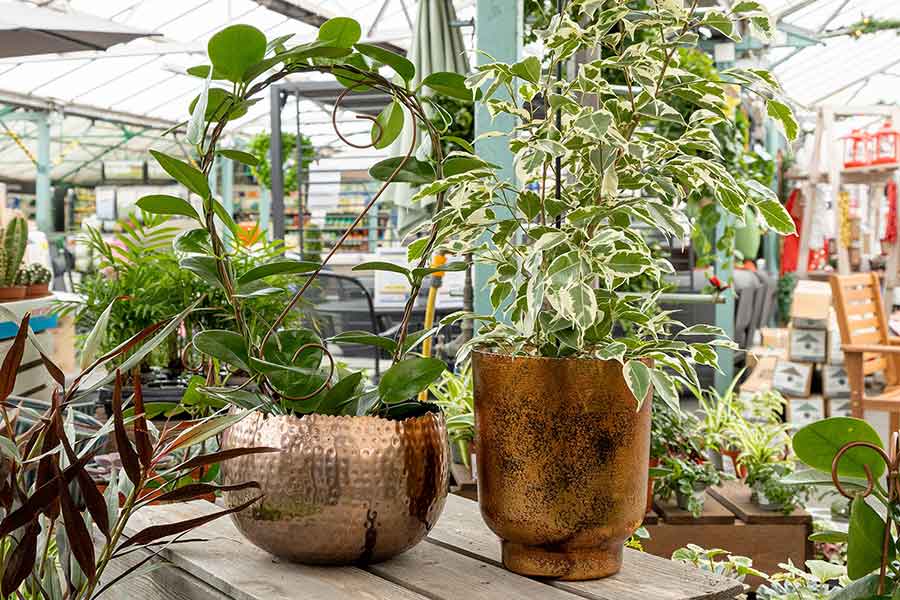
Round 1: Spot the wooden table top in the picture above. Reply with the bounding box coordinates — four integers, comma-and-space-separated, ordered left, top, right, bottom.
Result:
115, 494, 744, 600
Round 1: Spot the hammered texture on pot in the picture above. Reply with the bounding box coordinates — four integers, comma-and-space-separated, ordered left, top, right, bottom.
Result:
220, 410, 449, 565
472, 351, 651, 580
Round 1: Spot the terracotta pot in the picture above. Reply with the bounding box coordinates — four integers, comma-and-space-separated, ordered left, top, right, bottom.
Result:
25, 282, 50, 298
0, 286, 26, 302
723, 448, 747, 478
220, 409, 449, 565
472, 351, 651, 581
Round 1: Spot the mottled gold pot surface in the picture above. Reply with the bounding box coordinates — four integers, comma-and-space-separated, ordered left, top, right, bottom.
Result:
220, 409, 449, 565
472, 351, 651, 581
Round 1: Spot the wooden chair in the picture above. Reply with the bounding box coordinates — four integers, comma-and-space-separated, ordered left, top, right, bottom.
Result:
830, 273, 900, 432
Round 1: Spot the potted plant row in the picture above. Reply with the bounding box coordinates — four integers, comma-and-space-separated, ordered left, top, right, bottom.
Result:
0, 216, 28, 301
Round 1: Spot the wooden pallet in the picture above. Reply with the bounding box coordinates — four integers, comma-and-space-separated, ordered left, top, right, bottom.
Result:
643, 481, 813, 588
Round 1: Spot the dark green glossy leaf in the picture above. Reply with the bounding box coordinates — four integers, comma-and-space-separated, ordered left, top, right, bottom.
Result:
180, 255, 223, 289
352, 261, 411, 280
317, 371, 363, 415
174, 229, 212, 254
208, 24, 267, 83
792, 417, 885, 480
421, 72, 473, 101
355, 42, 415, 81
136, 194, 200, 221
149, 150, 209, 198
238, 259, 319, 286
328, 330, 397, 353
186, 65, 228, 80
262, 329, 322, 370
193, 330, 251, 372
848, 496, 894, 580
369, 156, 435, 185
372, 100, 404, 150
317, 17, 361, 48
218, 149, 259, 166
379, 357, 446, 404
188, 88, 247, 121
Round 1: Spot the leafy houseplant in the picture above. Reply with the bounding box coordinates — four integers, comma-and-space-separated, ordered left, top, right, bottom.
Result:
418, 0, 795, 580
0, 217, 28, 301
429, 366, 475, 468
792, 417, 900, 598
19, 263, 52, 297
133, 18, 470, 564
0, 308, 274, 600
736, 421, 809, 514
655, 455, 726, 517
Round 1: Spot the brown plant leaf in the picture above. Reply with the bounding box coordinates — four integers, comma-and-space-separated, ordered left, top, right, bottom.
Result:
0, 447, 95, 538
172, 446, 280, 473
0, 313, 30, 402
138, 481, 260, 507
117, 494, 263, 551
131, 368, 152, 468
112, 370, 142, 486
55, 412, 110, 540
0, 520, 40, 598
159, 411, 250, 457
54, 461, 96, 582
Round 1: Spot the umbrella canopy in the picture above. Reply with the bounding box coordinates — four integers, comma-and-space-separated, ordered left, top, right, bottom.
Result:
0, 2, 156, 59
392, 0, 470, 231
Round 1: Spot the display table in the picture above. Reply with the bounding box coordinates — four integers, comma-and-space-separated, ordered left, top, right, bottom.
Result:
99, 494, 742, 600
645, 480, 813, 589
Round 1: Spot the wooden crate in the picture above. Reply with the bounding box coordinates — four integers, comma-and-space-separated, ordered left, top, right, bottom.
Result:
643, 481, 813, 588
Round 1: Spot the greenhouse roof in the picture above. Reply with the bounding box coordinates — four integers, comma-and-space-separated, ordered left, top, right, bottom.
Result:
0, 0, 898, 186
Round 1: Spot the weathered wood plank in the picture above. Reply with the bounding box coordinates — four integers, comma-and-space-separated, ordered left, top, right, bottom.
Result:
367, 541, 582, 599
118, 502, 427, 600
653, 492, 736, 525
707, 481, 812, 525
430, 494, 743, 600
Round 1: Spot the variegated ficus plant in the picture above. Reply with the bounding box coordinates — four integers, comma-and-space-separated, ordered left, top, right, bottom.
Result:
416, 0, 798, 408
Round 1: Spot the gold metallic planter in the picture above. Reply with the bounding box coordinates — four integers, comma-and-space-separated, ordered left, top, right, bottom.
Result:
472, 351, 651, 580
220, 410, 449, 564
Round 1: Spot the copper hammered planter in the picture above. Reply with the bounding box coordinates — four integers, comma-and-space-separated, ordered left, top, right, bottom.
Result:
472, 351, 651, 580
220, 410, 449, 565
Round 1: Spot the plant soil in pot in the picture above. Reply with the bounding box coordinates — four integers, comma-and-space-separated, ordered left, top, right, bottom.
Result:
472, 351, 651, 581
220, 407, 448, 564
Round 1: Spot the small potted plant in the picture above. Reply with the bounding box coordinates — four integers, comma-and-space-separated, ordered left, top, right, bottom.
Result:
0, 217, 28, 301
135, 18, 468, 565
430, 366, 475, 473
698, 373, 748, 476
22, 263, 52, 297
656, 455, 727, 517
737, 421, 809, 513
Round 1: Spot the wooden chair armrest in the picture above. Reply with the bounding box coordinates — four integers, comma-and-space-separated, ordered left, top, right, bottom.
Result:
889, 337, 900, 346
842, 343, 900, 354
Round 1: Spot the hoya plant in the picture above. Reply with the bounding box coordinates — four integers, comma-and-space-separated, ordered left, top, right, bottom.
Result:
401, 0, 797, 408
792, 417, 900, 598
136, 19, 468, 417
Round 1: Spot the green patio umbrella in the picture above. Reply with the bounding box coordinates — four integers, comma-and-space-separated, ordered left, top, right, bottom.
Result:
391, 0, 470, 233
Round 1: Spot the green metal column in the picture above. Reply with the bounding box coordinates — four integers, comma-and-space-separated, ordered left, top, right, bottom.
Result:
473, 0, 522, 316
259, 187, 270, 237
35, 111, 52, 233
764, 120, 781, 278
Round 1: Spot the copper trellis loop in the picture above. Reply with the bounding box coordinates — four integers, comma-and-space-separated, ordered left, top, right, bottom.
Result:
333, 81, 385, 149
180, 341, 203, 374
831, 437, 900, 595
273, 343, 335, 402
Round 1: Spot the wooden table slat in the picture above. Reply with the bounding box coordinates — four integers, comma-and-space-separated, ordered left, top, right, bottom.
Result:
105, 494, 744, 600
432, 495, 743, 600
707, 481, 813, 525
653, 491, 736, 525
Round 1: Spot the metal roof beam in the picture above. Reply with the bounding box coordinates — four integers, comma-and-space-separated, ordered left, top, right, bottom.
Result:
0, 43, 205, 65
253, 0, 407, 55
811, 57, 900, 106
0, 89, 182, 131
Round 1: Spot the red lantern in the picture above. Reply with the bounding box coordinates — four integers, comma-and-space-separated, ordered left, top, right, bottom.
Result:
872, 119, 900, 165
841, 129, 869, 168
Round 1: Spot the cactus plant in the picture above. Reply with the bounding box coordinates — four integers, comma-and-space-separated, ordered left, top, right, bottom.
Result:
14, 268, 28, 286
0, 232, 8, 289
2, 217, 27, 286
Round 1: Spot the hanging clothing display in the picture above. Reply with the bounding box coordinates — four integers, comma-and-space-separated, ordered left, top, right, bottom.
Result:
884, 179, 897, 245
781, 187, 829, 275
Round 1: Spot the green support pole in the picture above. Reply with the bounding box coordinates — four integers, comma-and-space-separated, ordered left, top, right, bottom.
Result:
35, 111, 52, 233
473, 0, 522, 316
764, 120, 781, 278
260, 187, 271, 237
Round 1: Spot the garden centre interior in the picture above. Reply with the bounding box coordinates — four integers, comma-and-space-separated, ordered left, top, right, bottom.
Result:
6, 0, 900, 599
